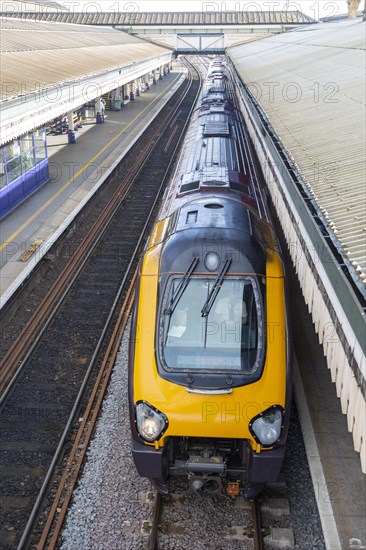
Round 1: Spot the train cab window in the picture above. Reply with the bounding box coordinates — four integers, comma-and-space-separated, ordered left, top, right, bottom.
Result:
162, 278, 261, 373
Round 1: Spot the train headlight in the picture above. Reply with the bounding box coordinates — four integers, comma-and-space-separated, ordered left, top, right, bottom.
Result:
135, 401, 168, 442
205, 251, 220, 272
249, 406, 283, 447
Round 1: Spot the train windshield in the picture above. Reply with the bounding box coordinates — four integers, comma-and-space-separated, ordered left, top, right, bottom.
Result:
162, 277, 262, 373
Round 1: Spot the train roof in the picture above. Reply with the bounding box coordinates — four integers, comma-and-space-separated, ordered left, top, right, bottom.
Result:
158, 197, 272, 278
175, 196, 251, 232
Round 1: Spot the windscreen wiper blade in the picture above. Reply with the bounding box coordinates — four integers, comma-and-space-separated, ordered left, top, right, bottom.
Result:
165, 257, 199, 316
201, 257, 232, 317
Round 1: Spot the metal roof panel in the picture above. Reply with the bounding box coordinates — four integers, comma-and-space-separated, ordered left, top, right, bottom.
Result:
228, 19, 366, 285
0, 17, 173, 101
0, 10, 315, 26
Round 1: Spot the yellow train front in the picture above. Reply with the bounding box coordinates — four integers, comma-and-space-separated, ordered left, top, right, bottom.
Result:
128, 58, 291, 498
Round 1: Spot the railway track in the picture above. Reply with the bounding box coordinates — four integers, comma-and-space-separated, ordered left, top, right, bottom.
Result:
147, 490, 265, 549
36, 273, 137, 550
0, 58, 201, 550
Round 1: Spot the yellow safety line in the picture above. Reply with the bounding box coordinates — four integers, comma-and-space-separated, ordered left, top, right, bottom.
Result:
0, 80, 178, 253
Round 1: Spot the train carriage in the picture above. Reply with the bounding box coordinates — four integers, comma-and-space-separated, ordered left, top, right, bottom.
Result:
128, 58, 291, 498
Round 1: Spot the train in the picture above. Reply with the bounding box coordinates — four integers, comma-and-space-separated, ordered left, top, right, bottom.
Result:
128, 57, 291, 499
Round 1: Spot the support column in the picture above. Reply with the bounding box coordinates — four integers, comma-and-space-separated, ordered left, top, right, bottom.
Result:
111, 88, 122, 110
159, 66, 163, 80
152, 69, 157, 85
135, 79, 140, 97
67, 110, 76, 143
96, 97, 104, 124
80, 106, 86, 124
145, 74, 150, 90
75, 107, 83, 129
118, 85, 124, 108
125, 83, 130, 101
129, 81, 135, 101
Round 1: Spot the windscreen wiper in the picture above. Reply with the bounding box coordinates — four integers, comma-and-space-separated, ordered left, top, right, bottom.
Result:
201, 257, 232, 317
165, 257, 199, 316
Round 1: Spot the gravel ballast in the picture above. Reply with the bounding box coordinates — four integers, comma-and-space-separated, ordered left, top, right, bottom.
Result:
60, 321, 325, 549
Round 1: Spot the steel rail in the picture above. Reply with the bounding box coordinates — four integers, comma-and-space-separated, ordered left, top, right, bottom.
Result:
252, 497, 264, 550
148, 492, 163, 550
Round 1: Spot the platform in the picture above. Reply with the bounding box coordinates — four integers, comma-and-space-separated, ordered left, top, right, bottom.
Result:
0, 65, 185, 308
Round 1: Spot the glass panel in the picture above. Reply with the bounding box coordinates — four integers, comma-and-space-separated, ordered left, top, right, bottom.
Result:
33, 127, 46, 143
21, 150, 35, 172
0, 150, 7, 189
6, 157, 22, 183
35, 143, 47, 163
163, 277, 259, 372
0, 174, 7, 189
165, 279, 206, 349
5, 139, 20, 161
20, 133, 32, 152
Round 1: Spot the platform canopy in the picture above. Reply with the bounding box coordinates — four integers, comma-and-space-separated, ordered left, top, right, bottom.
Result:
0, 0, 65, 9
0, 8, 315, 26
228, 19, 366, 292
0, 7, 316, 50
0, 17, 173, 145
